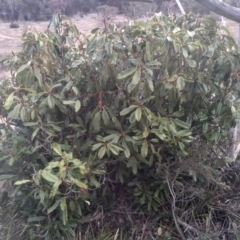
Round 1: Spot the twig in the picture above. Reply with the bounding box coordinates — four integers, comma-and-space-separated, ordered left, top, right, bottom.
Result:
166, 171, 187, 240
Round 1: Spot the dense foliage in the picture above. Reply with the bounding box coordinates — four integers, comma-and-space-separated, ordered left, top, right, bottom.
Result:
0, 0, 238, 22
1, 12, 240, 239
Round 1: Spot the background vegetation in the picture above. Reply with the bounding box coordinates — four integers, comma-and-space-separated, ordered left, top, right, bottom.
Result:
0, 0, 239, 22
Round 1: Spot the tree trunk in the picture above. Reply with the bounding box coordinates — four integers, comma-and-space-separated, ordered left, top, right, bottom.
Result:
194, 0, 240, 23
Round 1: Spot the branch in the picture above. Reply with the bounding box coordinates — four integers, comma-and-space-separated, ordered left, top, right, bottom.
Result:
194, 0, 240, 23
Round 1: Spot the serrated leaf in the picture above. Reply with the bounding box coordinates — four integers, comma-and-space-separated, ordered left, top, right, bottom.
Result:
4, 92, 14, 110
117, 68, 135, 79
75, 100, 81, 112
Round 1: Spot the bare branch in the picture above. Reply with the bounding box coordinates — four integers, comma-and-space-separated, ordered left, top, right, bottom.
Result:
194, 0, 240, 23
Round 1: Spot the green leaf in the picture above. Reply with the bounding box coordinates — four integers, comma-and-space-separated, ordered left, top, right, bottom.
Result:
20, 107, 27, 121
175, 130, 192, 137
176, 76, 185, 90
98, 146, 106, 159
9, 104, 20, 118
69, 201, 75, 212
187, 59, 197, 68
21, 88, 37, 93
47, 200, 60, 214
122, 139, 131, 158
34, 67, 43, 87
63, 100, 76, 105
72, 86, 79, 95
23, 122, 38, 126
74, 179, 88, 189
146, 41, 152, 61
4, 92, 14, 110
173, 119, 190, 129
92, 143, 104, 151
14, 179, 31, 185
62, 207, 68, 226
93, 111, 101, 131
135, 108, 142, 121
47, 95, 55, 109
172, 110, 184, 117
75, 100, 81, 112
0, 174, 16, 181
31, 127, 40, 140
50, 179, 62, 198
17, 63, 28, 74
102, 109, 110, 126
132, 68, 141, 85
28, 216, 46, 223
60, 198, 67, 211
117, 68, 135, 79
41, 170, 59, 183
182, 47, 188, 58
120, 105, 138, 116
51, 143, 62, 156
141, 140, 148, 158
106, 108, 122, 130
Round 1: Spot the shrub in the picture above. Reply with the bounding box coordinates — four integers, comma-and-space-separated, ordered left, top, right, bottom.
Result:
9, 22, 19, 28
96, 5, 119, 19
1, 13, 240, 239
125, 1, 158, 18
